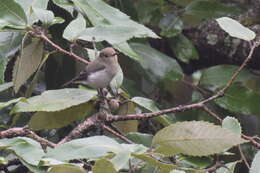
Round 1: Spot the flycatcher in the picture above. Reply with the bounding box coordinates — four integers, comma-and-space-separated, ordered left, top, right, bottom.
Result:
64, 47, 119, 89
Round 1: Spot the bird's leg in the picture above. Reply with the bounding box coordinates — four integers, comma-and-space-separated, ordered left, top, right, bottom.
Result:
97, 88, 111, 114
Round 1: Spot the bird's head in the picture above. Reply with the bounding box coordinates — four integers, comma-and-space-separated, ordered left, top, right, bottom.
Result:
99, 47, 118, 63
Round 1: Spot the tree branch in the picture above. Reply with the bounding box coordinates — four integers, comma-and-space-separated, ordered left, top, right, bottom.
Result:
0, 127, 56, 148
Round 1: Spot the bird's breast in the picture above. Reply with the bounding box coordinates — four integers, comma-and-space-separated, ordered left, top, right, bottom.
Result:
87, 68, 116, 88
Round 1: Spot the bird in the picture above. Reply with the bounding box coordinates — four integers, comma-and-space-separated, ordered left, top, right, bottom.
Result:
63, 47, 119, 90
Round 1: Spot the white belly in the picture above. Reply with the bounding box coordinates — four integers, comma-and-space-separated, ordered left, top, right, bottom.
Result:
87, 69, 113, 88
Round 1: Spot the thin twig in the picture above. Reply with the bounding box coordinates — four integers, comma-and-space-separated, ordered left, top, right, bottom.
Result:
238, 145, 250, 169
102, 124, 134, 144
32, 30, 90, 65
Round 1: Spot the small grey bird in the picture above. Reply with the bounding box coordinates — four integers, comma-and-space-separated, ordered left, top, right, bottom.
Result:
64, 47, 119, 89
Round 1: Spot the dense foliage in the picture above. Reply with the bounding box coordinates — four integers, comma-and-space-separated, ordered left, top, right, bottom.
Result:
0, 0, 259, 172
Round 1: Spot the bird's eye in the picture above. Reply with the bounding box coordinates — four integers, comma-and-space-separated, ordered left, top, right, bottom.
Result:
100, 53, 105, 58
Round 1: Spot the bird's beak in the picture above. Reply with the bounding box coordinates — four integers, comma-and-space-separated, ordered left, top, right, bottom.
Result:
112, 52, 119, 56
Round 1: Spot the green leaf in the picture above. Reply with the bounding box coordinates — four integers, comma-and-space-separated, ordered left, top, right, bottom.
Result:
250, 151, 260, 173
110, 65, 123, 89
29, 102, 94, 130
45, 136, 146, 171
63, 15, 86, 41
216, 161, 239, 173
199, 65, 252, 90
215, 83, 260, 115
12, 88, 97, 113
222, 117, 241, 135
73, 0, 159, 40
184, 1, 242, 20
52, 0, 74, 15
52, 17, 65, 25
13, 39, 44, 93
15, 0, 49, 25
0, 32, 23, 83
171, 0, 193, 7
133, 153, 178, 171
159, 14, 183, 37
169, 34, 199, 63
126, 132, 153, 147
0, 137, 44, 165
136, 0, 160, 25
131, 97, 171, 126
181, 156, 213, 169
15, 0, 49, 12
45, 136, 124, 161
20, 159, 47, 173
0, 97, 25, 110
48, 164, 86, 173
0, 0, 27, 29
0, 32, 23, 57
152, 121, 247, 156
113, 102, 138, 135
79, 25, 151, 44
32, 8, 55, 26
92, 159, 118, 173
113, 42, 140, 61
216, 17, 256, 41
0, 54, 8, 84
130, 43, 183, 83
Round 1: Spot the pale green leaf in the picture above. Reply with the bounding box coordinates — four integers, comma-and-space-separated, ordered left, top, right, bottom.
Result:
216, 161, 239, 173
92, 159, 118, 173
11, 88, 97, 113
216, 17, 256, 41
52, 0, 74, 15
20, 159, 47, 173
0, 0, 27, 29
52, 17, 65, 25
0, 97, 25, 110
222, 116, 241, 135
78, 25, 151, 44
0, 55, 8, 84
215, 83, 260, 115
110, 65, 123, 89
15, 0, 49, 25
169, 34, 199, 63
133, 153, 178, 172
126, 132, 153, 147
250, 151, 260, 173
12, 88, 97, 113
0, 32, 23, 57
159, 14, 183, 37
130, 43, 183, 83
199, 65, 252, 90
0, 137, 44, 165
113, 42, 140, 61
29, 102, 94, 130
0, 32, 23, 83
0, 82, 13, 92
184, 1, 242, 20
113, 102, 138, 135
32, 8, 54, 26
153, 121, 247, 156
63, 15, 86, 41
48, 164, 86, 173
13, 39, 44, 93
45, 136, 124, 161
131, 97, 171, 126
73, 0, 159, 47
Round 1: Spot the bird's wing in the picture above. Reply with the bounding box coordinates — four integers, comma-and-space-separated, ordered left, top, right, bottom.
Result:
62, 60, 106, 86
85, 60, 106, 75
